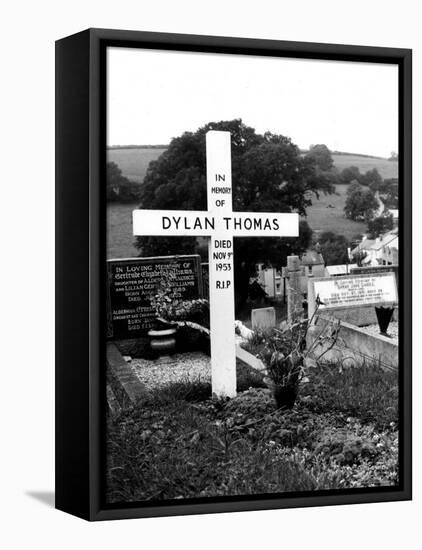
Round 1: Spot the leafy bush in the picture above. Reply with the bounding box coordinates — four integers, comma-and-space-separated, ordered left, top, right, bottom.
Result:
150, 269, 210, 328
242, 319, 339, 409
242, 326, 307, 409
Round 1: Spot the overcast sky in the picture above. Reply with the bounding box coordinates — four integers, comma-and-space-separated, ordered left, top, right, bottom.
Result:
107, 47, 398, 158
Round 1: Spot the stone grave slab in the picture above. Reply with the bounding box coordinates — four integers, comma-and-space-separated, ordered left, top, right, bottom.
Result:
251, 307, 276, 330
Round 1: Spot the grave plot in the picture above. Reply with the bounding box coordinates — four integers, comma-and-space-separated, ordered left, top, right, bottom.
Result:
132, 130, 298, 397
106, 130, 297, 407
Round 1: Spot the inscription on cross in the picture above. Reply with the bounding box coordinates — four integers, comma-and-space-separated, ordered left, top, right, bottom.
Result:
133, 131, 299, 397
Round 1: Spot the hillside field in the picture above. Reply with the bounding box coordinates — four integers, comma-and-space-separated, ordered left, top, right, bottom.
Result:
107, 147, 399, 257
108, 147, 167, 183
304, 183, 367, 241
331, 153, 398, 179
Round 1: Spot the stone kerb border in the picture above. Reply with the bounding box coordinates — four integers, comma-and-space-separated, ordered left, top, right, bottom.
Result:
306, 315, 398, 371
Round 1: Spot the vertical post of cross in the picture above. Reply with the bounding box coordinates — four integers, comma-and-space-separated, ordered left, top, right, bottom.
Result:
206, 131, 237, 398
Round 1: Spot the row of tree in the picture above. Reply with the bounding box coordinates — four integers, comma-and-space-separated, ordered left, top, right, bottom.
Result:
340, 166, 383, 189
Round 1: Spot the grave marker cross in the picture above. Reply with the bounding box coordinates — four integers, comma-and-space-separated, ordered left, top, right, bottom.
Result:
133, 131, 299, 397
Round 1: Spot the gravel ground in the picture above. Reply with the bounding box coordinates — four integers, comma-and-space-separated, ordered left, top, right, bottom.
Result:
360, 321, 398, 343
131, 352, 211, 390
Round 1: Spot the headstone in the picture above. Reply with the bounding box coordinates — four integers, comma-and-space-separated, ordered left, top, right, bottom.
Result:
350, 264, 399, 289
251, 307, 276, 330
132, 131, 299, 397
308, 272, 398, 325
286, 255, 303, 323
107, 255, 203, 340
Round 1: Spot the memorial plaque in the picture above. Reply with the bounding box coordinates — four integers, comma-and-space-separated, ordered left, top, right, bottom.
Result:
107, 255, 203, 339
308, 272, 398, 318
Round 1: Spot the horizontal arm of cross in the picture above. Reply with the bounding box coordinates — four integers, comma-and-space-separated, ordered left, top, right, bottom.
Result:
133, 209, 299, 237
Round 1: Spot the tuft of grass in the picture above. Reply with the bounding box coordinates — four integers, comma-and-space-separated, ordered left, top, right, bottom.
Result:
299, 362, 398, 430
142, 361, 266, 407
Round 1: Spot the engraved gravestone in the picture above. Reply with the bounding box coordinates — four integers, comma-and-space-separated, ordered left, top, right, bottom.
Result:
107, 255, 203, 340
251, 307, 276, 330
308, 272, 398, 324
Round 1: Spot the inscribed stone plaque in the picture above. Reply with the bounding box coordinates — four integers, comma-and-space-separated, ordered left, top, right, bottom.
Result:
310, 272, 398, 312
107, 255, 203, 340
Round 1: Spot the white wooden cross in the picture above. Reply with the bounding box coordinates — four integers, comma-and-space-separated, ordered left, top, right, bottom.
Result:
133, 131, 299, 397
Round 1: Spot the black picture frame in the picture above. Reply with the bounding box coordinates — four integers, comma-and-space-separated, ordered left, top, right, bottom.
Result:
55, 28, 412, 521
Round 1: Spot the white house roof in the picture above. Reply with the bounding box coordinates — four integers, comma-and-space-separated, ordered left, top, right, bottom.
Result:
301, 250, 325, 266
352, 229, 398, 254
369, 231, 399, 251
351, 237, 376, 255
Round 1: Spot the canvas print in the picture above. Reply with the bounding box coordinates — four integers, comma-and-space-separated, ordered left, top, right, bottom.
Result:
105, 47, 400, 505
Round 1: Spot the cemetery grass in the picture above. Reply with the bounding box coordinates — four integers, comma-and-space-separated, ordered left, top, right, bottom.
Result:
106, 362, 398, 503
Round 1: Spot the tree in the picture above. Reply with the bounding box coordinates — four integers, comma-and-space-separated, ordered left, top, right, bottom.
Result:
344, 182, 379, 222
360, 168, 383, 191
379, 178, 399, 209
107, 161, 140, 202
340, 165, 361, 184
353, 249, 368, 267
318, 231, 350, 266
367, 214, 394, 239
136, 119, 334, 310
305, 144, 334, 172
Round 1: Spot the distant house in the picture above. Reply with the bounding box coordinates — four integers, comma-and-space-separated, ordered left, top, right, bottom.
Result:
300, 250, 325, 277
255, 263, 284, 299
254, 249, 326, 301
352, 229, 399, 266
